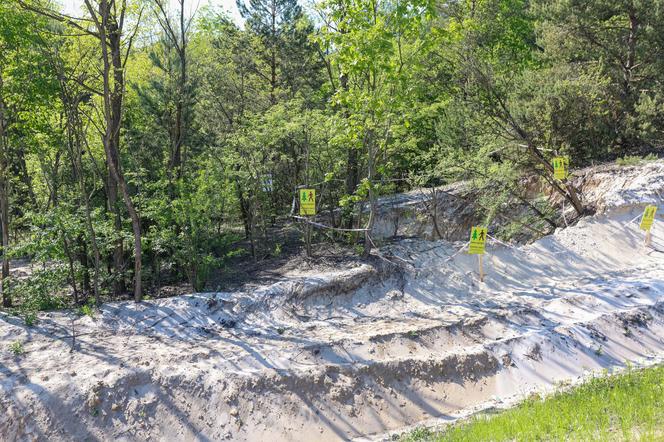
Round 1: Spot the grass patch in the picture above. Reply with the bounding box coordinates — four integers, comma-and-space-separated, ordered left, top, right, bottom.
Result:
616, 153, 658, 166
9, 341, 24, 356
403, 365, 664, 441
78, 303, 96, 318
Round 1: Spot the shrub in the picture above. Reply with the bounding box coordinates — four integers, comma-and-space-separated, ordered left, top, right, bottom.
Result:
9, 341, 24, 356
78, 304, 95, 318
616, 153, 658, 166
10, 266, 68, 311
22, 311, 37, 326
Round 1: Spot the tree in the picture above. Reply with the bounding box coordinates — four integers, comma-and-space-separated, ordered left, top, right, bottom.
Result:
316, 0, 434, 254
48, 41, 104, 305
535, 0, 664, 153
237, 0, 308, 104
0, 2, 57, 306
18, 0, 145, 301
151, 0, 195, 181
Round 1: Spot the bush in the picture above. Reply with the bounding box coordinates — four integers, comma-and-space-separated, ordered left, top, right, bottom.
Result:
9, 341, 24, 356
22, 311, 37, 326
78, 303, 95, 318
10, 266, 68, 311
616, 153, 658, 166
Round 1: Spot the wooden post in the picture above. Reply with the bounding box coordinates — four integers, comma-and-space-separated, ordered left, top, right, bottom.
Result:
478, 254, 484, 282
305, 222, 312, 257
645, 230, 651, 247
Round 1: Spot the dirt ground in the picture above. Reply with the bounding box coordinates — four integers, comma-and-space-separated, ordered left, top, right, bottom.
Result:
1, 161, 664, 441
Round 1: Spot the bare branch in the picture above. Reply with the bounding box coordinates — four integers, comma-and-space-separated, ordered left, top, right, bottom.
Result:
16, 0, 100, 38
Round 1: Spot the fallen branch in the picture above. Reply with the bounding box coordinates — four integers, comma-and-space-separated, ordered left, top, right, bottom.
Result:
291, 215, 369, 232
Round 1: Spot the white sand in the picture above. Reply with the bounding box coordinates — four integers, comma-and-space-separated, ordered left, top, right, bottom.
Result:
1, 162, 664, 441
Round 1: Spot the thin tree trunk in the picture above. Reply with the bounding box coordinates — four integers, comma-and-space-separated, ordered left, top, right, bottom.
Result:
109, 166, 125, 295
78, 237, 91, 296
56, 54, 103, 305
68, 92, 102, 305
270, 0, 277, 104
73, 108, 102, 305
340, 72, 359, 231
96, 0, 142, 302
17, 147, 37, 208
363, 130, 377, 257
0, 68, 11, 307
62, 236, 80, 305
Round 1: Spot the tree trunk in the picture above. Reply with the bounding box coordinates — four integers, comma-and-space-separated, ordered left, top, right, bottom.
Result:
156, 0, 189, 182
73, 101, 102, 306
0, 178, 9, 308
108, 167, 125, 295
0, 68, 11, 307
176, 0, 187, 178
270, 0, 277, 104
17, 146, 37, 208
78, 236, 91, 296
363, 130, 377, 257
340, 72, 359, 231
62, 235, 80, 305
97, 0, 142, 302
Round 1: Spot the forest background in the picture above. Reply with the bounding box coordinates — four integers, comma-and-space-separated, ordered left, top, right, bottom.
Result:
0, 0, 662, 313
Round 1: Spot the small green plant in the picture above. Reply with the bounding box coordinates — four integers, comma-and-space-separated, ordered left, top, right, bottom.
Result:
78, 304, 95, 318
277, 327, 286, 335
273, 242, 283, 256
9, 341, 24, 356
616, 153, 658, 166
90, 408, 99, 417
23, 311, 37, 327
595, 346, 604, 356
407, 330, 419, 338
401, 426, 434, 441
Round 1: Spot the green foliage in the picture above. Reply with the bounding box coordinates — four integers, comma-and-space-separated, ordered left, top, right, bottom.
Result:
142, 172, 243, 292
1, 0, 663, 310
534, 0, 664, 153
9, 267, 68, 311
616, 153, 659, 166
22, 311, 37, 327
400, 427, 435, 442
9, 341, 24, 356
507, 65, 616, 164
78, 303, 95, 318
403, 365, 664, 441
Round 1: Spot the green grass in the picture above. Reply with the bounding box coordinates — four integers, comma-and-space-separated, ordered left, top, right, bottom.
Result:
78, 303, 96, 318
8, 341, 24, 356
402, 365, 664, 441
616, 153, 658, 166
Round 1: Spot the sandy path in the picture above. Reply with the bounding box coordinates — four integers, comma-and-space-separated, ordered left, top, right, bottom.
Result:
2, 193, 664, 440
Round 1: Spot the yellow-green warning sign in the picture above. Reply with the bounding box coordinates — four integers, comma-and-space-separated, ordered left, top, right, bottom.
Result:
468, 226, 487, 255
299, 189, 316, 216
552, 156, 568, 180
640, 205, 657, 231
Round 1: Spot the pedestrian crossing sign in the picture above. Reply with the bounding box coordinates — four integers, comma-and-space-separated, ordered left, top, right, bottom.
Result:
299, 189, 316, 216
469, 227, 487, 255
553, 156, 569, 180
640, 205, 657, 231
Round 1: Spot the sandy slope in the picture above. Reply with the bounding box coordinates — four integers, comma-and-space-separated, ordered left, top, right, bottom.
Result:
1, 162, 664, 442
